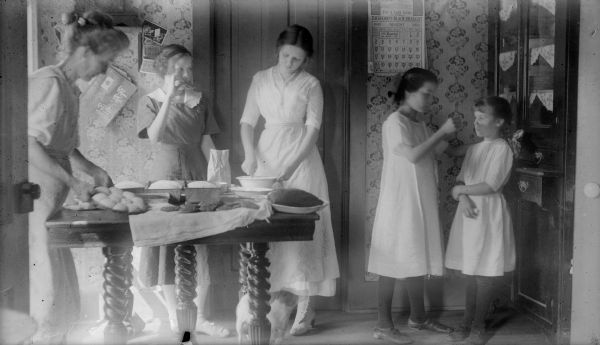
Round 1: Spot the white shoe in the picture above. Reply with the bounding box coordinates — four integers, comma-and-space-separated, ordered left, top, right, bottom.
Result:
195, 319, 230, 337
290, 308, 316, 336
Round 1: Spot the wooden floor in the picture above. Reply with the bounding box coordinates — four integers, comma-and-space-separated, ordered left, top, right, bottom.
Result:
68, 309, 551, 345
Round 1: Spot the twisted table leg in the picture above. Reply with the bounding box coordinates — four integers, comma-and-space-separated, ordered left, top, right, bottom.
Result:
239, 243, 251, 298
247, 242, 271, 345
102, 246, 133, 345
175, 244, 197, 333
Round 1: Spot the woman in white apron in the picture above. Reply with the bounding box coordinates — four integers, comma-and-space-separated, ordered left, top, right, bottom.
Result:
367, 68, 457, 344
28, 11, 128, 344
239, 24, 339, 336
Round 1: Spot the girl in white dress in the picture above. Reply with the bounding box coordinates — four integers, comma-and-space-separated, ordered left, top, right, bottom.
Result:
446, 96, 516, 345
240, 24, 339, 336
368, 68, 457, 344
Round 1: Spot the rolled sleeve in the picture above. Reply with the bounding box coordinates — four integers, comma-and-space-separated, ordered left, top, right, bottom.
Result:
28, 77, 61, 146
485, 143, 514, 191
199, 98, 220, 135
240, 75, 261, 127
305, 80, 323, 130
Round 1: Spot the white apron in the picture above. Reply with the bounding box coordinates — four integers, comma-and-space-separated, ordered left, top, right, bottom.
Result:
240, 67, 339, 296
28, 66, 81, 344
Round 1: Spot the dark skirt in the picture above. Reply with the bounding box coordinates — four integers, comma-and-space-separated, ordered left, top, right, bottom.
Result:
138, 142, 206, 287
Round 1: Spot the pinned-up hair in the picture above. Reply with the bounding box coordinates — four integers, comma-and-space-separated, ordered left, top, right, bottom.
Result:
276, 24, 314, 58
393, 67, 438, 103
61, 10, 129, 56
152, 44, 192, 77
474, 96, 513, 126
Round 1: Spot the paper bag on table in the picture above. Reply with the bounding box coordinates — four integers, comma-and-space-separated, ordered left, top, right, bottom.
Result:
207, 149, 231, 184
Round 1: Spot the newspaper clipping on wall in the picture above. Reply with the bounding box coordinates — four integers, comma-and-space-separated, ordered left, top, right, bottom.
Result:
139, 20, 168, 74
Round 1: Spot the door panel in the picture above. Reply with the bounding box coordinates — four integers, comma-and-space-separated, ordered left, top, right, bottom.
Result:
0, 0, 30, 313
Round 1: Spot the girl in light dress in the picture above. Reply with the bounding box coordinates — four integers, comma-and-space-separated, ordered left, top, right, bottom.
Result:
446, 96, 516, 345
368, 68, 457, 344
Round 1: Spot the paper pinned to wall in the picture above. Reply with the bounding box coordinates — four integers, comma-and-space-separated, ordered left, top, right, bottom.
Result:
79, 66, 137, 127
368, 0, 426, 76
140, 20, 168, 74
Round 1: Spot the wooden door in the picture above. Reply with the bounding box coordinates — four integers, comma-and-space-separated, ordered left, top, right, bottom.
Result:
0, 0, 30, 313
192, 0, 361, 312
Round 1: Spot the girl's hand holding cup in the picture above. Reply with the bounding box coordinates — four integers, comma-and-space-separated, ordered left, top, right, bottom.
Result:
164, 74, 186, 98
440, 117, 458, 134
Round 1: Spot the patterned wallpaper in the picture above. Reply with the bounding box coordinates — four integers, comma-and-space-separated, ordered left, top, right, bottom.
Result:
364, 0, 488, 280
38, 0, 192, 186
36, 0, 193, 320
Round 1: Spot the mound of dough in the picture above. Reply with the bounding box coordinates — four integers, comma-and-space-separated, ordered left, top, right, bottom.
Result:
114, 180, 145, 189
187, 181, 218, 188
148, 180, 184, 190
267, 188, 323, 207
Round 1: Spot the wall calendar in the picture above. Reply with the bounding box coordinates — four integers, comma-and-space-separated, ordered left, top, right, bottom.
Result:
368, 0, 426, 76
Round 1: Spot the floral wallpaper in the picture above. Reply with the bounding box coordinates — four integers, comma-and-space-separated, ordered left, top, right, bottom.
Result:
365, 0, 489, 280
37, 0, 193, 320
38, 0, 193, 185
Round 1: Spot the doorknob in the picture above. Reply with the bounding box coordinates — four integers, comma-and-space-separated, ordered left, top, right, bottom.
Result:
16, 182, 41, 214
584, 182, 600, 199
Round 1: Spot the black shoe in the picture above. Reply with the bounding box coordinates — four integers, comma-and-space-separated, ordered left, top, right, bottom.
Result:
407, 318, 454, 333
448, 325, 470, 342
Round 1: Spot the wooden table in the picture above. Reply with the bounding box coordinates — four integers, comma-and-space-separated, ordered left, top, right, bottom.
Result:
46, 209, 318, 345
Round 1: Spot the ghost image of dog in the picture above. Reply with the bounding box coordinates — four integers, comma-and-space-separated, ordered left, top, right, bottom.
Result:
236, 291, 298, 345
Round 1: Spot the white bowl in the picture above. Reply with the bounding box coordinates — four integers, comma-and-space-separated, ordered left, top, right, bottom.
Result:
236, 176, 277, 189
231, 186, 272, 198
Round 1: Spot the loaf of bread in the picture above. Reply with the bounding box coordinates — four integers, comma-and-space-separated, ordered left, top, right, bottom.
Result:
268, 188, 323, 207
